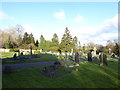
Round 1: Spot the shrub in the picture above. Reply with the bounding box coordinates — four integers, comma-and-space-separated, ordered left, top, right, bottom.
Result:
68, 55, 73, 60
34, 50, 40, 54
10, 49, 19, 52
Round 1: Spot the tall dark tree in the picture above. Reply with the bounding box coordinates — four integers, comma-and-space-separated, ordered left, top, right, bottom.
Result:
29, 33, 35, 44
112, 42, 119, 56
22, 32, 30, 44
35, 40, 39, 47
60, 27, 73, 52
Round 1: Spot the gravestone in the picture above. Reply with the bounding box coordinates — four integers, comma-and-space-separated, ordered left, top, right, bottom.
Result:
65, 51, 68, 60
87, 51, 92, 62
54, 61, 61, 66
108, 48, 112, 58
13, 53, 17, 60
79, 51, 83, 59
93, 47, 97, 56
75, 51, 79, 63
30, 46, 32, 56
99, 52, 108, 66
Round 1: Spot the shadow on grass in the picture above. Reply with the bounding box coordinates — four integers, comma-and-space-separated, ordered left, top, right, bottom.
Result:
2, 53, 59, 64
2, 60, 119, 88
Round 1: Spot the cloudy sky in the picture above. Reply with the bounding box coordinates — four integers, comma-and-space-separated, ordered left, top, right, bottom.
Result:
0, 2, 118, 46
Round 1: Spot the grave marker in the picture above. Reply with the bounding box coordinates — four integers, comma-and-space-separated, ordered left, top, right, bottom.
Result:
99, 52, 108, 66
30, 46, 32, 56
75, 51, 79, 63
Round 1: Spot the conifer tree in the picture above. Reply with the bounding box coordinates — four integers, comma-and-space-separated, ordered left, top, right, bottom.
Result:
60, 27, 73, 52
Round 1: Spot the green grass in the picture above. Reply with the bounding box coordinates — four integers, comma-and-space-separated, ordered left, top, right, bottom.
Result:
0, 52, 17, 58
2, 53, 58, 64
2, 60, 119, 88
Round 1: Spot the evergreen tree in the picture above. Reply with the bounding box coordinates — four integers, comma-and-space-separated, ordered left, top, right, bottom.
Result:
5, 36, 13, 48
45, 40, 51, 51
50, 33, 59, 52
38, 35, 46, 51
60, 27, 73, 52
35, 40, 39, 47
29, 33, 35, 44
73, 36, 78, 51
22, 32, 30, 44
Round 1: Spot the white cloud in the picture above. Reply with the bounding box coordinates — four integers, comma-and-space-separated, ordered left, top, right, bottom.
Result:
23, 24, 40, 40
53, 10, 66, 20
73, 14, 84, 23
0, 11, 15, 20
71, 14, 118, 46
23, 24, 33, 32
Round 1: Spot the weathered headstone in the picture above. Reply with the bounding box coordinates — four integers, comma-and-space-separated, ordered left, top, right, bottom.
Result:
87, 51, 92, 62
75, 51, 79, 63
13, 53, 17, 60
21, 52, 23, 55
79, 51, 83, 59
99, 52, 108, 66
65, 51, 68, 60
30, 46, 32, 56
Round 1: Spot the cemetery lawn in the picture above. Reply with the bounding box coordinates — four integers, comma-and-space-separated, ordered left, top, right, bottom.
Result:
1, 52, 58, 64
2, 59, 119, 88
0, 52, 16, 58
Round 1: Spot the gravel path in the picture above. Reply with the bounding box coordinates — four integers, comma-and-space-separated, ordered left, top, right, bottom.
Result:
2, 59, 88, 69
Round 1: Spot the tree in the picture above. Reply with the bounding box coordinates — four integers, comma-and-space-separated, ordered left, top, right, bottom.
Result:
45, 40, 51, 51
50, 33, 59, 52
106, 40, 114, 49
0, 25, 24, 48
5, 36, 13, 49
16, 24, 24, 46
38, 35, 46, 51
73, 36, 78, 51
22, 32, 30, 44
29, 33, 35, 44
112, 42, 119, 56
35, 40, 39, 47
60, 27, 73, 52
87, 42, 96, 49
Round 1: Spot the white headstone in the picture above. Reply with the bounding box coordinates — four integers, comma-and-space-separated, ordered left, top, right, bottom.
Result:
108, 48, 111, 54
93, 47, 97, 56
